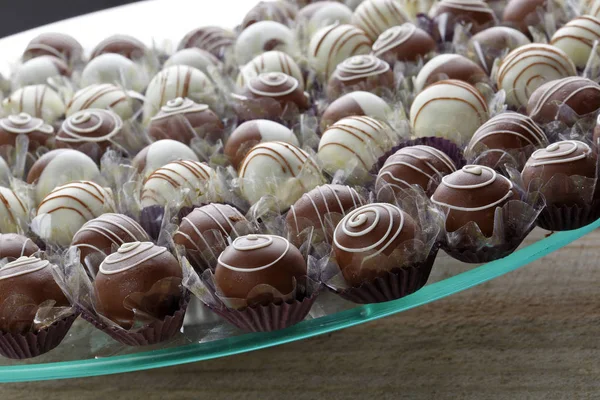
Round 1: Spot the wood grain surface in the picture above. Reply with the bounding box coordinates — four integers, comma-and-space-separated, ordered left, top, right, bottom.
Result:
1, 229, 599, 399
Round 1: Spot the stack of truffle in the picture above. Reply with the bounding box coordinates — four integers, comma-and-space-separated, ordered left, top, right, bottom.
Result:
1, 0, 600, 358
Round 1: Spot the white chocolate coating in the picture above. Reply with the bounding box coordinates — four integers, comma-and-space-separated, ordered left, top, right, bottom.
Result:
217, 234, 291, 272
551, 15, 600, 69
81, 53, 147, 92
99, 242, 166, 275
14, 56, 67, 87
0, 156, 9, 183
237, 51, 304, 90
234, 21, 298, 65
3, 85, 66, 124
164, 48, 221, 77
297, 2, 353, 36
138, 139, 199, 176
67, 83, 143, 121
0, 186, 27, 234
352, 0, 410, 41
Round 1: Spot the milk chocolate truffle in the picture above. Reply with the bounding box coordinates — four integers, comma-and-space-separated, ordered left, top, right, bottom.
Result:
3, 85, 66, 124
467, 27, 531, 73
90, 34, 148, 60
333, 203, 420, 286
308, 23, 372, 78
526, 77, 600, 125
320, 91, 391, 131
81, 53, 146, 92
375, 145, 457, 196
234, 21, 298, 65
351, 0, 410, 41
502, 0, 546, 34
414, 54, 488, 93
71, 213, 150, 275
0, 113, 54, 151
0, 234, 39, 261
431, 165, 518, 237
215, 234, 307, 303
95, 242, 182, 328
327, 55, 394, 99
164, 48, 221, 78
148, 98, 224, 144
132, 139, 199, 176
0, 186, 27, 234
237, 51, 304, 90
239, 141, 325, 206
429, 0, 497, 40
287, 184, 365, 243
225, 120, 299, 169
296, 1, 353, 36
410, 80, 489, 143
372, 24, 436, 64
177, 26, 236, 59
22, 33, 83, 64
0, 256, 69, 333
242, 1, 297, 28
174, 204, 248, 271
67, 83, 143, 121
551, 16, 600, 69
14, 55, 71, 87
27, 149, 100, 204
498, 44, 577, 109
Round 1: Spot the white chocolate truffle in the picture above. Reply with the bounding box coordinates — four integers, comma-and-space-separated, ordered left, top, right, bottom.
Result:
0, 156, 9, 184
164, 48, 221, 77
0, 186, 27, 233
582, 0, 600, 18
35, 181, 115, 247
81, 53, 147, 92
234, 21, 298, 65
3, 85, 66, 124
296, 2, 353, 36
308, 23, 372, 78
67, 83, 143, 120
551, 15, 600, 69
141, 160, 217, 208
239, 141, 325, 207
237, 51, 304, 90
318, 116, 396, 181
352, 0, 411, 41
497, 44, 576, 109
410, 79, 489, 143
14, 55, 70, 87
321, 90, 392, 131
132, 139, 199, 176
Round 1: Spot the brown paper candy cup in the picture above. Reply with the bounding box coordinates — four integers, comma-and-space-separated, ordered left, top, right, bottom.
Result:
442, 235, 528, 264
536, 201, 600, 232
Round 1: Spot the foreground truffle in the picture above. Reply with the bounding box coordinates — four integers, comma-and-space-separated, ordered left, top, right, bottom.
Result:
0, 234, 39, 260
551, 15, 600, 69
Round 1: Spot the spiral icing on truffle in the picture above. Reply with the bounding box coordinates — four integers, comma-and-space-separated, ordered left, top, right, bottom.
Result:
0, 113, 53, 134
352, 0, 410, 40
248, 72, 300, 97
528, 141, 591, 167
99, 241, 167, 274
154, 97, 209, 118
59, 109, 123, 143
333, 55, 390, 81
72, 213, 150, 255
237, 51, 304, 89
0, 256, 50, 280
372, 24, 416, 54
217, 234, 291, 272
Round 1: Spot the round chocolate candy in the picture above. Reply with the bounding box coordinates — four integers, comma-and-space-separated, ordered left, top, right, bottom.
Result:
414, 54, 488, 93
502, 0, 546, 34
410, 79, 489, 143
174, 204, 248, 271
352, 0, 410, 41
375, 145, 457, 197
526, 77, 600, 125
333, 203, 420, 287
95, 242, 182, 328
0, 234, 39, 261
236, 51, 304, 90
239, 141, 325, 207
0, 186, 27, 234
429, 0, 497, 40
14, 55, 71, 87
177, 26, 236, 59
0, 113, 54, 151
0, 256, 69, 333
215, 234, 307, 304
3, 85, 66, 124
467, 26, 531, 73
81, 53, 146, 92
296, 1, 353, 36
0, 156, 9, 183
551, 16, 600, 70
326, 54, 394, 100
372, 23, 436, 64
308, 23, 372, 78
22, 33, 83, 64
164, 48, 221, 78
67, 83, 143, 121
27, 149, 100, 204
234, 21, 298, 65
585, 0, 600, 18
90, 34, 148, 60
431, 165, 518, 237
320, 91, 391, 132
148, 98, 224, 144
242, 1, 297, 28
225, 119, 299, 169
287, 184, 365, 244
132, 139, 199, 176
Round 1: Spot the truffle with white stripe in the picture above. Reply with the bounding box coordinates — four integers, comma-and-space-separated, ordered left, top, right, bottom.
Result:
3, 84, 66, 124
429, 0, 497, 40
551, 15, 600, 69
90, 34, 147, 60
352, 0, 410, 41
22, 32, 83, 64
320, 91, 391, 132
0, 234, 39, 261
327, 54, 394, 99
0, 186, 28, 234
177, 26, 236, 59
236, 51, 304, 90
372, 23, 436, 64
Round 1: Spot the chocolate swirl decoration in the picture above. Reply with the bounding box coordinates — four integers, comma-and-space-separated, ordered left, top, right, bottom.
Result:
58, 109, 123, 144
151, 97, 209, 120
0, 113, 53, 135
527, 140, 592, 167
0, 256, 50, 281
372, 24, 416, 55
247, 72, 300, 97
333, 55, 390, 81
217, 235, 291, 272
99, 242, 167, 275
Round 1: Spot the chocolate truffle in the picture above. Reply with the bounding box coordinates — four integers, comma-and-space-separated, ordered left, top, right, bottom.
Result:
0, 256, 69, 333
236, 51, 304, 90
67, 83, 143, 121
352, 0, 410, 41
502, 0, 546, 34
308, 23, 372, 78
410, 80, 489, 143
466, 112, 548, 169
468, 26, 531, 73
174, 203, 248, 271
27, 149, 100, 204
56, 109, 125, 160
177, 26, 236, 59
241, 1, 297, 28
225, 119, 299, 169
95, 242, 182, 328
586, 0, 600, 18
296, 1, 353, 36
215, 234, 307, 303
3, 85, 66, 124
0, 234, 39, 261
551, 16, 600, 69
14, 55, 71, 87
429, 0, 497, 40
0, 186, 27, 234
372, 23, 436, 64
148, 98, 224, 144
81, 53, 147, 92
526, 77, 600, 125
375, 145, 457, 197
239, 141, 325, 207
22, 33, 83, 64
431, 165, 518, 237
164, 48, 221, 78
327, 54, 394, 99
234, 21, 298, 65
320, 91, 391, 131
414, 54, 488, 93
318, 116, 396, 182
36, 181, 115, 247
90, 34, 148, 60
143, 65, 217, 124
287, 184, 365, 243
333, 203, 419, 286
132, 139, 199, 176
0, 113, 54, 151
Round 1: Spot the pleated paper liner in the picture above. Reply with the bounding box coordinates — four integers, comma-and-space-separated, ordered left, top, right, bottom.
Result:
0, 312, 78, 359
536, 201, 600, 232
441, 229, 534, 264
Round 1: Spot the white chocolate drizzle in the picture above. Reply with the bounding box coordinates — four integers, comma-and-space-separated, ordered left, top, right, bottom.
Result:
468, 112, 548, 151
528, 140, 591, 167
248, 72, 299, 97
73, 213, 148, 254
528, 77, 600, 120
372, 23, 417, 55
60, 109, 123, 143
0, 256, 49, 280
99, 241, 167, 275
217, 234, 291, 272
0, 113, 54, 135
334, 55, 390, 81
152, 97, 209, 120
